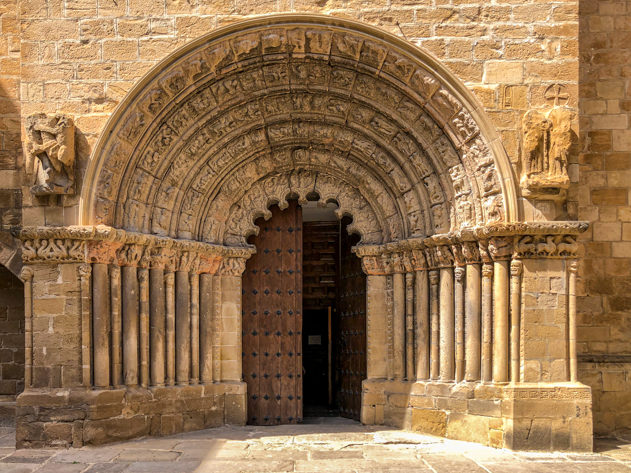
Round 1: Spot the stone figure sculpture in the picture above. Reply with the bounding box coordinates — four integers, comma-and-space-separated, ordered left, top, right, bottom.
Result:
520, 107, 572, 198
26, 113, 75, 195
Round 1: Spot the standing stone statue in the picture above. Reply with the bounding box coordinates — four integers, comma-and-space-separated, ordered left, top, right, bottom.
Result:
26, 113, 75, 195
520, 107, 572, 198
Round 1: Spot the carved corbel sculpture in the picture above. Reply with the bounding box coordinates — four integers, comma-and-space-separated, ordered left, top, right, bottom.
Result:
26, 113, 75, 195
520, 107, 572, 199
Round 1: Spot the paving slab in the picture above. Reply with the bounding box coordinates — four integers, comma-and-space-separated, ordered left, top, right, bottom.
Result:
0, 419, 628, 473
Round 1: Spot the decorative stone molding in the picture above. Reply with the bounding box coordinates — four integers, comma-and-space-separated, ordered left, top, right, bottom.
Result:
520, 107, 572, 200
25, 113, 75, 195
353, 221, 589, 272
14, 225, 255, 271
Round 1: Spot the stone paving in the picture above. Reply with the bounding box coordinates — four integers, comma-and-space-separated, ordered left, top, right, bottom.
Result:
1, 417, 631, 472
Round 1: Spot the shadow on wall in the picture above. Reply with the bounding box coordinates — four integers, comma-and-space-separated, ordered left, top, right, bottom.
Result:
0, 265, 24, 396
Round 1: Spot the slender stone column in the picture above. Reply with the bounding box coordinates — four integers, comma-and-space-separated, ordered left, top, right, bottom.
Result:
405, 271, 415, 380
190, 272, 200, 384
454, 266, 465, 382
211, 274, 222, 382
481, 263, 493, 383
493, 260, 510, 383
175, 270, 191, 385
20, 267, 33, 389
429, 270, 440, 380
200, 273, 213, 383
218, 258, 246, 382
138, 268, 150, 387
110, 265, 122, 387
386, 273, 394, 381
439, 266, 455, 381
150, 267, 165, 386
392, 268, 405, 380
510, 260, 523, 383
365, 274, 388, 379
122, 265, 139, 386
414, 267, 429, 380
165, 269, 176, 386
568, 260, 579, 382
465, 262, 481, 381
92, 263, 111, 388
79, 264, 92, 387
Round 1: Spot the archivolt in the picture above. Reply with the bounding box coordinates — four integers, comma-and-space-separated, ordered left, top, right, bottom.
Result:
81, 14, 518, 246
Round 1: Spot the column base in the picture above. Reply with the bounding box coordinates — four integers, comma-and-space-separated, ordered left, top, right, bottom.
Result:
361, 379, 592, 452
16, 382, 247, 448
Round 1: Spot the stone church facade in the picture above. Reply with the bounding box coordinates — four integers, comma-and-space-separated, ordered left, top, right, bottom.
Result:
0, 0, 628, 452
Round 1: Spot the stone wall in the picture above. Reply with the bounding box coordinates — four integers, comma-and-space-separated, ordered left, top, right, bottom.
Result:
577, 0, 631, 435
13, 0, 579, 226
0, 266, 24, 395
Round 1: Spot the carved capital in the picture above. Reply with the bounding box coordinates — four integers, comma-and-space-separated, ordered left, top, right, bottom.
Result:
568, 259, 579, 274
116, 243, 145, 267
429, 270, 439, 286
78, 263, 92, 279
454, 266, 466, 282
510, 259, 523, 277
217, 257, 247, 277
19, 266, 34, 283
87, 240, 122, 264
482, 262, 494, 278
461, 241, 481, 264
487, 236, 512, 261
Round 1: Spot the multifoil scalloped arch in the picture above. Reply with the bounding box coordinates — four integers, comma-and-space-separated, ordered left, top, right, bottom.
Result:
80, 14, 519, 247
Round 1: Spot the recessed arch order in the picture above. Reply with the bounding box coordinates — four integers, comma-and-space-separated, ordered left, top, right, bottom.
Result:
80, 14, 519, 247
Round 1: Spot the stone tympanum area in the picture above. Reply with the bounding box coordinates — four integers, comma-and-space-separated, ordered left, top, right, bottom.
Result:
8, 16, 594, 452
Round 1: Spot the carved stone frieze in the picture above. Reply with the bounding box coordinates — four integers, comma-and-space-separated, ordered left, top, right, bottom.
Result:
521, 107, 572, 199
15, 225, 254, 270
26, 113, 75, 195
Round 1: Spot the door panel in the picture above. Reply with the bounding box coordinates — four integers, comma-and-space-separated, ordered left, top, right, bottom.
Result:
242, 202, 302, 425
337, 230, 367, 421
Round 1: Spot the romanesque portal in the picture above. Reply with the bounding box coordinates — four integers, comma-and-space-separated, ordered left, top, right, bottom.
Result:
16, 16, 591, 451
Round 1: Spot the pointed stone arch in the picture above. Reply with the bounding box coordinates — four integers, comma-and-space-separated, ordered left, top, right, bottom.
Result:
80, 14, 519, 243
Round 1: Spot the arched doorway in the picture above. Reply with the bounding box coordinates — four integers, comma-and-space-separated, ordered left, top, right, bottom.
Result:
242, 200, 367, 425
15, 15, 593, 451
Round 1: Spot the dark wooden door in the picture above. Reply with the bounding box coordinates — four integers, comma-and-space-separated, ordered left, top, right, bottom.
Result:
336, 230, 367, 421
242, 202, 303, 425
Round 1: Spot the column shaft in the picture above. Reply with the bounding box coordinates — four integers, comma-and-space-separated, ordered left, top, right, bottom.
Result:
465, 263, 481, 381
414, 270, 429, 380
122, 266, 139, 386
454, 266, 465, 382
366, 274, 388, 379
175, 271, 191, 385
439, 267, 455, 381
393, 272, 405, 380
79, 265, 92, 387
510, 260, 523, 383
429, 270, 440, 380
481, 263, 493, 383
165, 271, 175, 385
150, 268, 165, 386
493, 260, 509, 383
386, 275, 394, 380
405, 272, 414, 380
190, 273, 200, 384
110, 265, 122, 387
92, 263, 110, 388
200, 274, 213, 383
212, 275, 222, 382
139, 268, 150, 387
22, 269, 33, 388
569, 261, 578, 382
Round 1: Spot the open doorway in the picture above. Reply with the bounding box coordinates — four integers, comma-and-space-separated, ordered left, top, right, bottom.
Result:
242, 199, 366, 425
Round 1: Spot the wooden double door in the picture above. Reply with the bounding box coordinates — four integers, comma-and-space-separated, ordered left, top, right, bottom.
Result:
242, 202, 366, 425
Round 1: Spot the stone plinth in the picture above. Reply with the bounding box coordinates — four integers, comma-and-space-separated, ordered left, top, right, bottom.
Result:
16, 382, 246, 448
362, 379, 592, 452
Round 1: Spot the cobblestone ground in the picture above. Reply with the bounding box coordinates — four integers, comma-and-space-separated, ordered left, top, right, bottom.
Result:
1, 418, 631, 472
